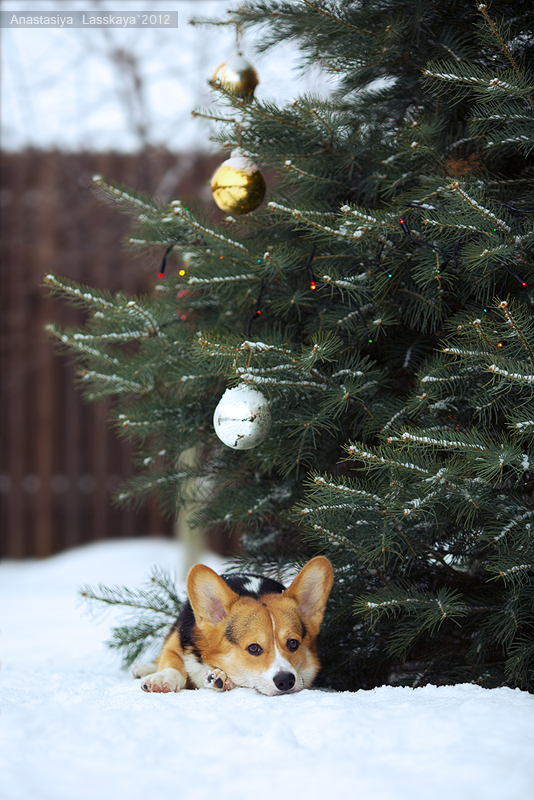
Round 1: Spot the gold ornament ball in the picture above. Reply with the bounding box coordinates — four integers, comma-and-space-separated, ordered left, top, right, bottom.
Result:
210, 152, 266, 215
212, 52, 259, 100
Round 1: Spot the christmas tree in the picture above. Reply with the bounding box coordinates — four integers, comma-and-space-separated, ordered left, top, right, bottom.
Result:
49, 0, 534, 692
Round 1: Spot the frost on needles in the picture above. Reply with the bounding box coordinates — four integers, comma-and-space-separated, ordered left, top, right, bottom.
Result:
53, 0, 534, 692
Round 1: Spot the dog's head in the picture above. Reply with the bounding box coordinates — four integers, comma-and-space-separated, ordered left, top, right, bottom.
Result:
187, 557, 333, 696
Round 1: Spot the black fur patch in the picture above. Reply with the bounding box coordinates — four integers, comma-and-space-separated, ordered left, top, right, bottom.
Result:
221, 573, 286, 599
175, 603, 203, 662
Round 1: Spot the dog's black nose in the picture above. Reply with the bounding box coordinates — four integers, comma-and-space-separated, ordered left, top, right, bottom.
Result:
273, 672, 295, 692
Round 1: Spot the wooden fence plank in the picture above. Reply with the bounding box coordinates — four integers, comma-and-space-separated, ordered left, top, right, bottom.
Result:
0, 148, 224, 559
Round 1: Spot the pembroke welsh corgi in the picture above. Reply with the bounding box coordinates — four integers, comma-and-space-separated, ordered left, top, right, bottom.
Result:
133, 556, 333, 696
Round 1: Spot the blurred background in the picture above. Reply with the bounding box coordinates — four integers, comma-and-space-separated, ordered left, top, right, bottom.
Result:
0, 0, 333, 558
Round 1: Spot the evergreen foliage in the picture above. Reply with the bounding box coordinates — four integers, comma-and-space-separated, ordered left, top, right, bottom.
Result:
80, 567, 184, 668
51, 0, 534, 691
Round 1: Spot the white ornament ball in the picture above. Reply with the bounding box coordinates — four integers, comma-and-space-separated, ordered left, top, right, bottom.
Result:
213, 385, 271, 450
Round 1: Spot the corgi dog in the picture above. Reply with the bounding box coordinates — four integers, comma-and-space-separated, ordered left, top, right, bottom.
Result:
133, 556, 333, 696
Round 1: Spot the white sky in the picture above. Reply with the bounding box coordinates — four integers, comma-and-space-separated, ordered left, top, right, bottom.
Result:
1, 0, 335, 152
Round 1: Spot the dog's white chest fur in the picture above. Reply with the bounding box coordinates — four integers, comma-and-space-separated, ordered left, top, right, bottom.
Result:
183, 652, 213, 689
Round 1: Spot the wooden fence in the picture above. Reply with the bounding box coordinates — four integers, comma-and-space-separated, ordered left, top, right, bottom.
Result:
0, 148, 224, 559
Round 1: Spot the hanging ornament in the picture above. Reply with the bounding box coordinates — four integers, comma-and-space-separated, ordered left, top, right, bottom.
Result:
213, 385, 271, 450
212, 52, 259, 100
210, 150, 266, 215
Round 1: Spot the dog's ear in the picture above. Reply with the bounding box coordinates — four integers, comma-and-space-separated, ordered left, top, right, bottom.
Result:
285, 556, 333, 628
187, 565, 238, 627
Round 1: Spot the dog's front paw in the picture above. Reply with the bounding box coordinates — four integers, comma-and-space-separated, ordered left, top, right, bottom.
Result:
141, 668, 185, 693
204, 668, 235, 692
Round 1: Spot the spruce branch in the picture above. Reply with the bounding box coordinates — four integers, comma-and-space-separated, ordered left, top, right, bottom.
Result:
44, 274, 118, 312
170, 201, 252, 254
47, 0, 534, 692
302, 0, 377, 39
92, 176, 164, 216
497, 301, 534, 363
477, 3, 534, 112
79, 566, 184, 669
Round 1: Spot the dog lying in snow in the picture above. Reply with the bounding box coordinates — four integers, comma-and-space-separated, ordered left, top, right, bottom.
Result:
133, 556, 333, 696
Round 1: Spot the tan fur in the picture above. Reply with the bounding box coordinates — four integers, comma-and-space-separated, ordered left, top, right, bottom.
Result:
134, 556, 333, 696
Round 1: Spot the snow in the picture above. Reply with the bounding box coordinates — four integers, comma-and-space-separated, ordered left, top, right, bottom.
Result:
224, 150, 263, 176
1, 539, 534, 800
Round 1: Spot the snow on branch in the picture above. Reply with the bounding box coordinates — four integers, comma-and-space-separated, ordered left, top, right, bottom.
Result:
402, 489, 442, 517
241, 341, 293, 355
321, 274, 368, 289
308, 523, 362, 553
283, 160, 344, 186
498, 563, 534, 578
345, 444, 430, 475
123, 300, 161, 336
488, 365, 534, 383
361, 593, 466, 624
47, 325, 122, 364
477, 3, 534, 112
188, 274, 257, 285
514, 420, 534, 431
312, 476, 384, 504
81, 371, 148, 393
244, 486, 293, 516
340, 205, 396, 229
195, 335, 294, 360
447, 182, 511, 233
299, 503, 361, 515
420, 373, 473, 383
497, 301, 534, 363
116, 473, 189, 502
268, 201, 364, 241
117, 415, 163, 428
71, 331, 149, 342
388, 432, 487, 451
442, 347, 492, 358
239, 371, 328, 390
179, 374, 211, 382
381, 406, 408, 434
93, 176, 160, 214
494, 511, 534, 543
365, 597, 423, 609
335, 308, 371, 327
171, 202, 251, 253
44, 274, 117, 310
422, 63, 529, 104
236, 364, 296, 375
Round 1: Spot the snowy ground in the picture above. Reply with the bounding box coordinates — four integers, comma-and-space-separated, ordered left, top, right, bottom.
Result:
1, 539, 534, 800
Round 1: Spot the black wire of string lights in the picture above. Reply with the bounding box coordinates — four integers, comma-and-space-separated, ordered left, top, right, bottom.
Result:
247, 245, 318, 336
157, 245, 175, 278
246, 278, 265, 336
398, 215, 528, 302
398, 217, 459, 272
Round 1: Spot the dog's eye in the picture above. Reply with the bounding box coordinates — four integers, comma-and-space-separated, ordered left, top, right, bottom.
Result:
246, 643, 263, 656
287, 639, 300, 652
